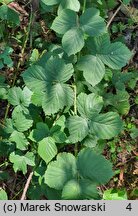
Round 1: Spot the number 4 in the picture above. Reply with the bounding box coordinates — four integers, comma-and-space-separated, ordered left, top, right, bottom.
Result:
126, 203, 132, 211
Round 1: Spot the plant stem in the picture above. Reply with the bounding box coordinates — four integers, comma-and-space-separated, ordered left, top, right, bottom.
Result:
73, 84, 77, 116
3, 10, 33, 123
82, 0, 86, 13
73, 81, 78, 156
20, 171, 33, 200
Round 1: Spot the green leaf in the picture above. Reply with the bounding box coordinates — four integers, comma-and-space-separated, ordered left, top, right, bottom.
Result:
77, 148, 114, 184
9, 152, 35, 174
90, 112, 123, 139
62, 179, 98, 200
82, 133, 98, 148
29, 122, 49, 142
42, 0, 80, 13
77, 55, 105, 86
87, 34, 132, 69
0, 75, 8, 99
62, 27, 84, 56
50, 125, 67, 143
77, 93, 103, 118
79, 179, 99, 199
0, 188, 8, 200
51, 9, 77, 34
55, 115, 66, 131
42, 83, 74, 115
130, 128, 138, 139
41, 0, 60, 5
12, 108, 33, 132
67, 116, 89, 143
0, 5, 20, 26
38, 137, 57, 164
22, 57, 74, 115
58, 0, 80, 13
10, 131, 29, 150
105, 91, 130, 115
62, 179, 81, 199
23, 57, 74, 88
103, 189, 127, 200
8, 86, 32, 108
99, 42, 132, 69
45, 153, 77, 190
4, 118, 15, 134
0, 140, 15, 157
80, 8, 106, 36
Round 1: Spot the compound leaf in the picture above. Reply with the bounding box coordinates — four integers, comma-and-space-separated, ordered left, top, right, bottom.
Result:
8, 86, 32, 108
22, 57, 74, 115
9, 152, 35, 174
87, 35, 132, 69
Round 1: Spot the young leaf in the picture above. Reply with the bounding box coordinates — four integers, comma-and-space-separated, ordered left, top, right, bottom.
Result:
67, 116, 89, 143
9, 152, 35, 174
10, 131, 29, 150
77, 148, 114, 184
90, 112, 123, 139
38, 137, 57, 164
45, 153, 77, 190
77, 55, 105, 86
77, 93, 103, 118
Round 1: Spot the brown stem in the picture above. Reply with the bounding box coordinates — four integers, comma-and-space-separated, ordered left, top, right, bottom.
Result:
107, 5, 121, 28
20, 171, 33, 200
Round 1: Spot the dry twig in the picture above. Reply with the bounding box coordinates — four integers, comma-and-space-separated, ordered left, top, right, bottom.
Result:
107, 4, 121, 28
20, 172, 33, 200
